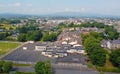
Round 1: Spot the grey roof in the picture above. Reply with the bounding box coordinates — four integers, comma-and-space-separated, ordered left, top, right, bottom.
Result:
74, 46, 84, 50
101, 40, 108, 45
112, 40, 120, 44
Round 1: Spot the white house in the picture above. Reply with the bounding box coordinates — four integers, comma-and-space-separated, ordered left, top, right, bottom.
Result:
35, 46, 46, 51
62, 41, 68, 44
69, 41, 77, 45
67, 49, 77, 53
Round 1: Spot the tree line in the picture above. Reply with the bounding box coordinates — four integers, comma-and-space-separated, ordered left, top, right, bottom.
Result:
82, 32, 106, 66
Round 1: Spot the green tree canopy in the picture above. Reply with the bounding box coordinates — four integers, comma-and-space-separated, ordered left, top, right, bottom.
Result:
90, 48, 106, 66
84, 36, 101, 53
42, 32, 58, 42
110, 49, 120, 68
27, 30, 42, 41
0, 61, 12, 73
83, 36, 106, 67
35, 61, 52, 74
17, 33, 26, 42
104, 26, 119, 40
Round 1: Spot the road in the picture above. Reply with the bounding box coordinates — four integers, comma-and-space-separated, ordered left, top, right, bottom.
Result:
14, 66, 99, 74
14, 66, 120, 74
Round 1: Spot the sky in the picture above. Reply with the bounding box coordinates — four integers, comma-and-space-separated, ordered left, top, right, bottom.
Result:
0, 0, 120, 16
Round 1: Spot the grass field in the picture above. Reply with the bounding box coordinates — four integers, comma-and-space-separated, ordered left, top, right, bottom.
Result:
0, 41, 20, 57
0, 24, 16, 30
13, 63, 32, 66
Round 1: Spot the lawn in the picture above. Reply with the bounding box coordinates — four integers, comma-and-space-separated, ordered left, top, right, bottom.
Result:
0, 41, 20, 57
13, 63, 32, 66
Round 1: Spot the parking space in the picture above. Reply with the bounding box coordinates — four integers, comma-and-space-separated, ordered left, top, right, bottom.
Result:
56, 54, 86, 65
1, 42, 86, 68
1, 42, 56, 63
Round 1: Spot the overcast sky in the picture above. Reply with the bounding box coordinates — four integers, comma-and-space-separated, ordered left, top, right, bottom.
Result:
0, 0, 120, 15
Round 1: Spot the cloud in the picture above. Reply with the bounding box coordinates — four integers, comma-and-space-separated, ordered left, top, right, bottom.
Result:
61, 7, 87, 12
27, 4, 33, 7
80, 8, 86, 12
13, 2, 21, 7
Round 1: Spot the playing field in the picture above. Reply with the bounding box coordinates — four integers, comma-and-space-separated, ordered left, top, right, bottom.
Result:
0, 41, 20, 56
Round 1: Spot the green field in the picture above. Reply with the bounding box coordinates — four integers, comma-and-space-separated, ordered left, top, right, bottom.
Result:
0, 41, 20, 56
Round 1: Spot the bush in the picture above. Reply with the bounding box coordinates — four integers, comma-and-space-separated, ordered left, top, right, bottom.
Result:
90, 48, 106, 66
15, 72, 35, 74
0, 61, 13, 73
0, 61, 5, 73
35, 61, 52, 74
3, 62, 13, 73
110, 49, 120, 68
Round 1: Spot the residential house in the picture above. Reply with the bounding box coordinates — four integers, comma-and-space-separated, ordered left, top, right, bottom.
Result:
101, 40, 120, 49
35, 46, 46, 51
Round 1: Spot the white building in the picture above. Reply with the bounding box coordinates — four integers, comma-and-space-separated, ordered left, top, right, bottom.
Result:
35, 46, 46, 51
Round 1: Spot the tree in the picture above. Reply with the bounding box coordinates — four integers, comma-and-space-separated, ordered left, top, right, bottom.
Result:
81, 33, 90, 44
17, 24, 39, 34
0, 61, 5, 73
110, 49, 120, 68
35, 61, 52, 74
0, 32, 10, 40
0, 61, 13, 73
83, 36, 106, 66
68, 22, 74, 27
42, 32, 58, 42
80, 22, 105, 28
3, 62, 12, 73
90, 48, 106, 66
84, 36, 101, 53
17, 34, 26, 42
90, 31, 103, 42
104, 26, 119, 40
27, 30, 42, 41
17, 26, 28, 33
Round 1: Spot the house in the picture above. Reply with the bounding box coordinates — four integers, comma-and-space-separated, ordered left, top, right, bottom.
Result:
62, 40, 68, 44
111, 40, 120, 49
67, 46, 85, 54
42, 50, 67, 58
41, 51, 52, 57
28, 41, 34, 44
81, 27, 103, 34
101, 40, 120, 49
0, 29, 3, 32
56, 52, 67, 57
35, 46, 46, 51
67, 49, 77, 53
101, 40, 108, 48
58, 31, 82, 46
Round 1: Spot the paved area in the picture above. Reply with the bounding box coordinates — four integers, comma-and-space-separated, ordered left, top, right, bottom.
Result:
13, 66, 99, 74
1, 42, 86, 65
13, 66, 34, 73
1, 42, 56, 63
56, 54, 86, 65
2, 42, 119, 74
54, 69, 99, 74
13, 66, 120, 74
105, 72, 120, 74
